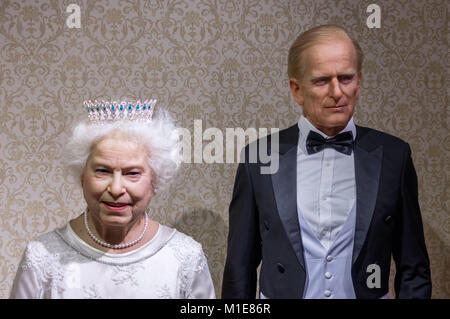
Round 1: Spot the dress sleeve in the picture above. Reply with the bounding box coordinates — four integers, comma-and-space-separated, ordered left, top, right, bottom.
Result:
186, 248, 216, 299
9, 245, 43, 299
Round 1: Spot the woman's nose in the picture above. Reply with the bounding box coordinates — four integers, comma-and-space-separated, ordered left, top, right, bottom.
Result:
107, 172, 125, 196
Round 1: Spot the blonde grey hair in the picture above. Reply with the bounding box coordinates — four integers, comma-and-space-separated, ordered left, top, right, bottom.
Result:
65, 110, 181, 193
288, 24, 364, 80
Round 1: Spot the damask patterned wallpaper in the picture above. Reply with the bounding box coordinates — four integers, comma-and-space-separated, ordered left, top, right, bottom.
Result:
0, 0, 448, 298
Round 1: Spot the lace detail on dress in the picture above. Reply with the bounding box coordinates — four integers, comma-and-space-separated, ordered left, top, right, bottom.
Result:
167, 231, 207, 298
21, 231, 83, 298
112, 264, 146, 287
156, 284, 173, 299
11, 224, 215, 299
83, 284, 102, 299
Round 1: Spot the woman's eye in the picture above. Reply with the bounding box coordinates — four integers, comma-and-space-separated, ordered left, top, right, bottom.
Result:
126, 171, 140, 176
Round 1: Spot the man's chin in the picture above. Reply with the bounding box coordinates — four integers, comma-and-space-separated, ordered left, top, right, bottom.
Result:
316, 117, 352, 136
326, 112, 353, 125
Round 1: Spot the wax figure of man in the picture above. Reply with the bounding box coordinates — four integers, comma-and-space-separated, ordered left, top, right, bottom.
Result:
222, 24, 431, 299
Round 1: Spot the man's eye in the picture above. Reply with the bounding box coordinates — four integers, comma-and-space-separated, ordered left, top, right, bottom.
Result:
339, 75, 354, 83
95, 169, 109, 173
313, 79, 328, 86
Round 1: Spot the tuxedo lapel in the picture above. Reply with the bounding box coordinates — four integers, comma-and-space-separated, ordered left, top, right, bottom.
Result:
270, 125, 305, 270
352, 127, 383, 264
269, 124, 382, 269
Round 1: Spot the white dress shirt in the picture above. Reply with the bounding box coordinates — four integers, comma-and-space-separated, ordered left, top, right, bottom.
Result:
296, 116, 357, 250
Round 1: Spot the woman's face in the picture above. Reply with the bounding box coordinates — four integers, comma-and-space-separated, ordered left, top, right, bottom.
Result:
81, 134, 153, 228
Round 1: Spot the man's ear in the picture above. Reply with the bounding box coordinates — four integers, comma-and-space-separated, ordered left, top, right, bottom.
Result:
355, 71, 362, 100
289, 77, 304, 106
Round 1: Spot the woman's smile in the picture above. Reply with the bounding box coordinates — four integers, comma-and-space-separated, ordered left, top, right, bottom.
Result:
102, 201, 131, 210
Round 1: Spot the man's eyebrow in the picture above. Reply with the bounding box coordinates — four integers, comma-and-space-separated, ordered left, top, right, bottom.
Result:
338, 71, 357, 77
311, 71, 357, 81
310, 75, 331, 82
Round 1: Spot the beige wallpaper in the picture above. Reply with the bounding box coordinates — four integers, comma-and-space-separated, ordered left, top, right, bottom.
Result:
0, 0, 448, 298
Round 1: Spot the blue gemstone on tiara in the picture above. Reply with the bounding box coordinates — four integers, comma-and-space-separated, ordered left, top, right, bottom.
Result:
83, 99, 156, 123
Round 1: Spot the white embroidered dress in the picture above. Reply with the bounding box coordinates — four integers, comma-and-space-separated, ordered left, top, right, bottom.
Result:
10, 223, 216, 299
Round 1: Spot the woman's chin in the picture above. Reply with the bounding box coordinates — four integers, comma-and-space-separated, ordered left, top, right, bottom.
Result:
97, 209, 133, 225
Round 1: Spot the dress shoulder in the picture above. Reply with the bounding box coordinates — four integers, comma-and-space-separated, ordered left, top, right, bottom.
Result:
23, 229, 68, 265
166, 228, 204, 259
11, 228, 75, 298
164, 227, 208, 273
163, 227, 214, 298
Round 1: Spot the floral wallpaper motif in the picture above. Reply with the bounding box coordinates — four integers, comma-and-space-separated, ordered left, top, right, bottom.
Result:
0, 0, 448, 298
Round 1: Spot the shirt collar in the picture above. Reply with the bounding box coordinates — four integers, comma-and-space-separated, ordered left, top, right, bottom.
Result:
297, 115, 357, 155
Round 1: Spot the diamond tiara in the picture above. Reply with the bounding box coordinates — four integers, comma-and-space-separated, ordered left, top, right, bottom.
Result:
83, 99, 157, 123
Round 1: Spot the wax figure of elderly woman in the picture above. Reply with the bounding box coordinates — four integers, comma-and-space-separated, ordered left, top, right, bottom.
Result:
10, 100, 215, 299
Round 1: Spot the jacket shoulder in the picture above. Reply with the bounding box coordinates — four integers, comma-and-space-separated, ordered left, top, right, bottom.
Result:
244, 124, 298, 155
356, 125, 411, 153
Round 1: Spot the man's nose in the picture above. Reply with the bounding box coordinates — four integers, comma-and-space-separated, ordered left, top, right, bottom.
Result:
329, 78, 343, 99
108, 172, 125, 196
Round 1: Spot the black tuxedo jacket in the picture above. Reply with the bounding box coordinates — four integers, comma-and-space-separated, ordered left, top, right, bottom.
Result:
222, 124, 431, 299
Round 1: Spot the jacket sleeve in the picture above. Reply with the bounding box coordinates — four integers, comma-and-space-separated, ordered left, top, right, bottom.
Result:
393, 144, 432, 298
222, 161, 262, 299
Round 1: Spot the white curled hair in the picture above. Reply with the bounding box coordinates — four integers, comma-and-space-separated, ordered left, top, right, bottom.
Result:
65, 111, 181, 193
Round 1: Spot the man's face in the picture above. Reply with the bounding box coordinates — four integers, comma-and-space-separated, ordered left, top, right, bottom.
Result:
290, 37, 361, 136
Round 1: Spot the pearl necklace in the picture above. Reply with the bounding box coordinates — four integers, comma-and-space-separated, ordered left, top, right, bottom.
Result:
83, 210, 148, 249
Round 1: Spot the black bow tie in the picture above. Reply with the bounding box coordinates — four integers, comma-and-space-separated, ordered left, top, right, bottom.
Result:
306, 130, 354, 155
